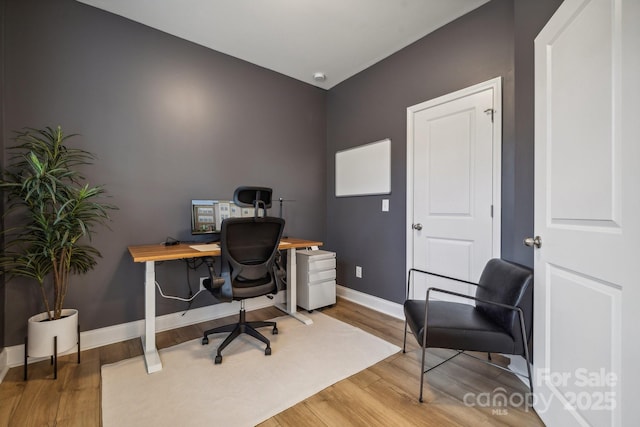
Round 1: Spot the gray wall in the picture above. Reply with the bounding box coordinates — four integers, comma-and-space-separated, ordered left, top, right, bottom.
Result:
1, 0, 326, 346
1, 0, 563, 347
325, 0, 562, 303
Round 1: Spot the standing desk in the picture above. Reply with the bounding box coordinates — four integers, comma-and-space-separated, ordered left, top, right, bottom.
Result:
128, 237, 322, 373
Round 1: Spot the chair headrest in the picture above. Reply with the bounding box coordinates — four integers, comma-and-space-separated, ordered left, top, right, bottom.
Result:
233, 186, 273, 209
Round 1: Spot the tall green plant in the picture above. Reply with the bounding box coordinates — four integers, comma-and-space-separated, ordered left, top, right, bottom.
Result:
0, 126, 116, 320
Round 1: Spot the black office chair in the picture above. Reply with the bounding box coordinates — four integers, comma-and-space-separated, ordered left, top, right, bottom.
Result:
403, 258, 534, 402
201, 187, 285, 364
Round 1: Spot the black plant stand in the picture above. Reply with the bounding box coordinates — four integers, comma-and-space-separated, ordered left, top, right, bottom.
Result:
24, 324, 80, 380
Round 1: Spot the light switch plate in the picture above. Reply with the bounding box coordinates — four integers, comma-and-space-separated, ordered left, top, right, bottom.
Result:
382, 199, 389, 212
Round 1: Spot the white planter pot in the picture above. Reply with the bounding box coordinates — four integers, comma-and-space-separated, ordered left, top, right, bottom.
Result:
27, 309, 79, 357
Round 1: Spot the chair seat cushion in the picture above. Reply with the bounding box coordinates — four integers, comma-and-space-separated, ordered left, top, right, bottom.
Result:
231, 276, 277, 300
404, 299, 517, 355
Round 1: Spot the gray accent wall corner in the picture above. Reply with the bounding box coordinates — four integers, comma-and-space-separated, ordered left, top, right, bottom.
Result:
325, 0, 563, 304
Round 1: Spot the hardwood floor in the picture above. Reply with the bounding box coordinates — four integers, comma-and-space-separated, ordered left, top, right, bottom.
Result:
0, 298, 544, 426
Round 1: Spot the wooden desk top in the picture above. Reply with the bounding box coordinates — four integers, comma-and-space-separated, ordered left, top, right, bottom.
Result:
128, 237, 323, 263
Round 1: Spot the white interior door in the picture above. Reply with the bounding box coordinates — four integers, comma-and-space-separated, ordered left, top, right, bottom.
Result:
407, 78, 501, 300
533, 0, 640, 425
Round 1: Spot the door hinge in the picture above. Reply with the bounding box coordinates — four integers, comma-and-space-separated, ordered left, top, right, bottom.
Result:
484, 108, 495, 123
490, 205, 494, 218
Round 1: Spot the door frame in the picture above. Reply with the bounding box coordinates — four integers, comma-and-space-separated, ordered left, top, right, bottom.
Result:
406, 77, 502, 278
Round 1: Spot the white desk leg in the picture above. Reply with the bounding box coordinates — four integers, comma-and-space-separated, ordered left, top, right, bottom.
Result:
275, 247, 312, 325
141, 261, 162, 373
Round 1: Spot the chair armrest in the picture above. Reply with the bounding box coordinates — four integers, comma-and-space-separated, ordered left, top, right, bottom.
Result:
204, 277, 226, 289
406, 268, 478, 300
409, 268, 525, 315
426, 287, 522, 314
203, 257, 225, 290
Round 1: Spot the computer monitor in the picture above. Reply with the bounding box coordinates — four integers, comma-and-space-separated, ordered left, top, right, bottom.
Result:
191, 200, 217, 235
191, 199, 249, 235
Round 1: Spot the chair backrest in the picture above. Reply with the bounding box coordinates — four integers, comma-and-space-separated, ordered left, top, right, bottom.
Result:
215, 216, 285, 301
475, 258, 533, 355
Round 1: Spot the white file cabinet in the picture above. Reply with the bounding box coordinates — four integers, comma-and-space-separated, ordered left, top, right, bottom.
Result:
296, 249, 336, 311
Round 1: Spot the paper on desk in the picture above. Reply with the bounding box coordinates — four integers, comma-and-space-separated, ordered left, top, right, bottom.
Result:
189, 244, 220, 252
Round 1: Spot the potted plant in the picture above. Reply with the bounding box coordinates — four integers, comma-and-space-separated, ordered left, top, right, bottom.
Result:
0, 126, 116, 361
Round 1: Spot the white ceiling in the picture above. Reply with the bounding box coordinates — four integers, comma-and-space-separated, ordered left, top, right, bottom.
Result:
77, 0, 489, 89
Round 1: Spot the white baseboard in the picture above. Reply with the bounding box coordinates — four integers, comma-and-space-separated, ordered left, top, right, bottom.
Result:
0, 348, 8, 383
336, 285, 404, 320
507, 354, 533, 387
1, 294, 277, 374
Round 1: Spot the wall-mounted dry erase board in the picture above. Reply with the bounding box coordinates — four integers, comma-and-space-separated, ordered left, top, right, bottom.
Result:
335, 138, 391, 197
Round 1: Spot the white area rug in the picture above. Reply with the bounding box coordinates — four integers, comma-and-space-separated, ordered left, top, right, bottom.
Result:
101, 312, 400, 427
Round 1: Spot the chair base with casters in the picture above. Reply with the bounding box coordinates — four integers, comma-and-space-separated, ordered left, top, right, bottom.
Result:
202, 300, 278, 364
403, 258, 534, 403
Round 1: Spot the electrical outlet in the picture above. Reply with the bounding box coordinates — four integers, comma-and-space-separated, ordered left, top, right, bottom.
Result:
199, 277, 208, 291
355, 266, 362, 278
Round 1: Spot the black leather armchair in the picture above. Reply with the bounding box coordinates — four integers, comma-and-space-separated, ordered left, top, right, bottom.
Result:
201, 187, 285, 364
403, 258, 534, 402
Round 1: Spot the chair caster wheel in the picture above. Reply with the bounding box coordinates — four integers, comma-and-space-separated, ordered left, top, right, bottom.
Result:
202, 337, 209, 345
265, 347, 272, 356
272, 327, 278, 335
215, 355, 222, 364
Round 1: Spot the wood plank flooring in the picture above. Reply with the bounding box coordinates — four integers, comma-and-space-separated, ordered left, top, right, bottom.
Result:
0, 298, 544, 426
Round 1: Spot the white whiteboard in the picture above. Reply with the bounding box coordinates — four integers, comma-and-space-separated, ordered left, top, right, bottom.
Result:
335, 138, 391, 197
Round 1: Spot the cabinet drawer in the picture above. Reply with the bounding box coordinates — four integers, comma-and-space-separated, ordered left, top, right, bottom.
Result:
308, 257, 336, 271
299, 280, 336, 310
307, 269, 336, 283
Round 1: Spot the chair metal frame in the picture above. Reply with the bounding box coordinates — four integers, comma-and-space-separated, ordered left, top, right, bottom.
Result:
403, 267, 533, 402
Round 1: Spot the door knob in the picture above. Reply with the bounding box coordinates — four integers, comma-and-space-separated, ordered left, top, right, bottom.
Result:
412, 223, 423, 231
523, 236, 542, 248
